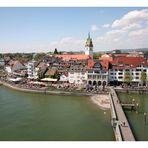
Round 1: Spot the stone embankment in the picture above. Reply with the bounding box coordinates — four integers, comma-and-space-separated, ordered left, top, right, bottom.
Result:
115, 88, 148, 94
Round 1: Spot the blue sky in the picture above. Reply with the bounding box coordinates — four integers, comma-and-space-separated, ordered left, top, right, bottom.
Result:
0, 7, 148, 53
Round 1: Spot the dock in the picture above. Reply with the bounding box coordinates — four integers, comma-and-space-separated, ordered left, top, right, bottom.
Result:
109, 88, 135, 141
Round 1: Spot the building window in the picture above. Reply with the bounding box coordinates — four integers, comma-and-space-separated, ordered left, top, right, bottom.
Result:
93, 75, 96, 79
94, 70, 99, 73
118, 76, 123, 79
143, 69, 146, 72
88, 75, 92, 79
118, 72, 123, 75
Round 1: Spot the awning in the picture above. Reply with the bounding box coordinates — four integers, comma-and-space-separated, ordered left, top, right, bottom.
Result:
8, 77, 22, 82
41, 78, 57, 82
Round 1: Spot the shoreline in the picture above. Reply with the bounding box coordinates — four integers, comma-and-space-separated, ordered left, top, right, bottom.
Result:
0, 81, 95, 97
1, 81, 111, 111
91, 94, 110, 110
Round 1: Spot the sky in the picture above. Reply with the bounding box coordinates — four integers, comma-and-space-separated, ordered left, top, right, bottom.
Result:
0, 7, 148, 53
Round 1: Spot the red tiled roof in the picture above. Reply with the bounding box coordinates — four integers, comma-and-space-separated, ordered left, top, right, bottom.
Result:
55, 54, 90, 61
87, 59, 95, 69
100, 60, 109, 70
111, 57, 148, 69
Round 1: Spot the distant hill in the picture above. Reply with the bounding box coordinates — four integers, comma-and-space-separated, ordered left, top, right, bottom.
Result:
116, 48, 148, 53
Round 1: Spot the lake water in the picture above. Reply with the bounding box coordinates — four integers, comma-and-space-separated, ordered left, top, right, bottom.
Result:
117, 92, 148, 141
0, 86, 114, 141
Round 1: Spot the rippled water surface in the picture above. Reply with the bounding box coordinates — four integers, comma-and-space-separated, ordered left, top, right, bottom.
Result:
118, 92, 148, 141
0, 86, 114, 141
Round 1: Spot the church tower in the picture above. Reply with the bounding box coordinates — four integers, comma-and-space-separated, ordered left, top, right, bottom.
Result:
85, 33, 93, 59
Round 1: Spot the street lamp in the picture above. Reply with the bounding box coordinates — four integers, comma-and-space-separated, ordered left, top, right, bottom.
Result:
144, 112, 147, 125
136, 103, 139, 113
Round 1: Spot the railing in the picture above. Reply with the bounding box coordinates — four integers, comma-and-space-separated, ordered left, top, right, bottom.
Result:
109, 93, 123, 141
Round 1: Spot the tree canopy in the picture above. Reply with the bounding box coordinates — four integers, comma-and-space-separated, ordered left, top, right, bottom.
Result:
140, 71, 147, 85
93, 52, 102, 59
54, 48, 58, 54
34, 53, 46, 61
124, 71, 132, 84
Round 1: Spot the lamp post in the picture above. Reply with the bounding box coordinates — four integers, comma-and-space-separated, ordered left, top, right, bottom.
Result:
136, 103, 139, 113
144, 112, 147, 125
132, 98, 135, 104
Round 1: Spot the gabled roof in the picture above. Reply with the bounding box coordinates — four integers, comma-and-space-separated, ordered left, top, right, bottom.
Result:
36, 62, 47, 68
45, 69, 57, 76
8, 60, 24, 68
100, 60, 109, 71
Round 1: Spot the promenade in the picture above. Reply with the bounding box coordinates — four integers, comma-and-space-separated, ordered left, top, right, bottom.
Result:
110, 88, 135, 141
0, 81, 94, 97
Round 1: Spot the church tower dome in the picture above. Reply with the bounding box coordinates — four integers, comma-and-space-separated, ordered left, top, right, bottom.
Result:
85, 33, 93, 59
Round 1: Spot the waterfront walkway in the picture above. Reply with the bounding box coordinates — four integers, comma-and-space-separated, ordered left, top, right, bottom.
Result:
110, 88, 135, 141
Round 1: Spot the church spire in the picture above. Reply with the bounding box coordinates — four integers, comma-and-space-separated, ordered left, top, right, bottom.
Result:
88, 32, 90, 39
85, 33, 93, 59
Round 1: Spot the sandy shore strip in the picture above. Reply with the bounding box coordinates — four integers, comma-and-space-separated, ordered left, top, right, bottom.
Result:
91, 94, 110, 110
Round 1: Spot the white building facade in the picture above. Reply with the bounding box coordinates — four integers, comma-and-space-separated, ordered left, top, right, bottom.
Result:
109, 65, 148, 86
27, 61, 39, 79
68, 67, 87, 85
87, 61, 108, 86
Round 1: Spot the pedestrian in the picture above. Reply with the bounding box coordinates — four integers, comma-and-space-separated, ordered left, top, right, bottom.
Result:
123, 122, 126, 126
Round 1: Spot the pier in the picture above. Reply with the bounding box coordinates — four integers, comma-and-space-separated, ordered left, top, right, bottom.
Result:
109, 88, 135, 141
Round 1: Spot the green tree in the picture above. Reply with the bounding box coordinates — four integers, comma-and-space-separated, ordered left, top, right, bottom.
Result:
93, 52, 102, 59
140, 71, 147, 86
54, 48, 58, 54
124, 71, 132, 85
34, 53, 46, 61
0, 53, 2, 59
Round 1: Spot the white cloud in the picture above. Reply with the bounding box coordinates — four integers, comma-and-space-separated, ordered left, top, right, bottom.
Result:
90, 9, 148, 51
2, 9, 148, 53
50, 37, 84, 51
91, 25, 98, 32
128, 27, 148, 37
48, 9, 148, 51
121, 23, 142, 31
102, 24, 110, 28
0, 37, 84, 53
112, 9, 148, 28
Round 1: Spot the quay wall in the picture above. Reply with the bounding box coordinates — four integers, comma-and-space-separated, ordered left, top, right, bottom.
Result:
115, 88, 148, 94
